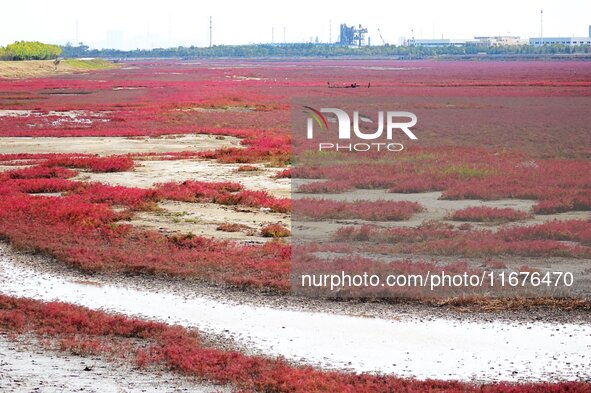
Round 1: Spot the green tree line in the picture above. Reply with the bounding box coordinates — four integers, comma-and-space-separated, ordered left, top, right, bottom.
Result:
60, 42, 591, 59
0, 41, 62, 61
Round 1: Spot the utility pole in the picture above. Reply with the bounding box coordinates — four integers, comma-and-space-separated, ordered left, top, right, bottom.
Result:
540, 9, 544, 45
209, 16, 213, 47
75, 20, 79, 44
168, 14, 172, 46
272, 27, 274, 44
329, 20, 332, 43
283, 27, 286, 43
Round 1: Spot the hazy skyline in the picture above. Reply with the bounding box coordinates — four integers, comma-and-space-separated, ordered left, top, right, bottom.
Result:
2, 0, 591, 50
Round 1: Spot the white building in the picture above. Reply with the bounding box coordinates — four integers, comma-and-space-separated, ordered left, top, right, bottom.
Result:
530, 37, 591, 46
529, 25, 591, 46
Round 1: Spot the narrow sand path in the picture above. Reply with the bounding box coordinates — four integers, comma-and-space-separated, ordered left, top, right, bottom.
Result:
0, 134, 240, 155
1, 254, 589, 383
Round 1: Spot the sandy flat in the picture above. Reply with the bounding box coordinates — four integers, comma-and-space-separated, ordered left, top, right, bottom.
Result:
130, 200, 289, 242
0, 134, 240, 155
78, 159, 291, 198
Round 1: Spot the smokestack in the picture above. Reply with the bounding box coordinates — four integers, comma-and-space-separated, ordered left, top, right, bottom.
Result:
589, 25, 591, 38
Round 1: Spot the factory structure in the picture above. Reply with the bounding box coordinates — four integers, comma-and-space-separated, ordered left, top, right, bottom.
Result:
338, 24, 369, 46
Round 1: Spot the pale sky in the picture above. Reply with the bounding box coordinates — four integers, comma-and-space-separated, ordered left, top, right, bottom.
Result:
2, 0, 590, 50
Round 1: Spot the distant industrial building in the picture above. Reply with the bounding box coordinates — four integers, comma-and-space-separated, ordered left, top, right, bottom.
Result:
406, 36, 526, 47
474, 36, 527, 46
529, 25, 591, 46
406, 38, 475, 47
338, 24, 368, 46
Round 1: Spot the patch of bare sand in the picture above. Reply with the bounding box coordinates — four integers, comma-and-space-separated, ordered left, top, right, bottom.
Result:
0, 134, 240, 156
78, 160, 291, 198
128, 200, 290, 243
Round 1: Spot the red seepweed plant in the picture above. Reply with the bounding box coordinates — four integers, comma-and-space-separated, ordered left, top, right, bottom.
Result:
334, 220, 591, 258
449, 206, 531, 223
156, 180, 290, 213
261, 223, 291, 238
294, 198, 423, 221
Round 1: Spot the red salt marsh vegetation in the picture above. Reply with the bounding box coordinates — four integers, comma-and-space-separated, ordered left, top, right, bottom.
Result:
294, 148, 591, 215
0, 60, 589, 295
0, 59, 589, 280
1, 295, 589, 393
0, 193, 291, 289
333, 219, 591, 258
1, 59, 591, 391
293, 198, 424, 221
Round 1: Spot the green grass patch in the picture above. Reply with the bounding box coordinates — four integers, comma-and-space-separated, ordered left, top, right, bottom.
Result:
441, 165, 496, 179
62, 58, 117, 70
